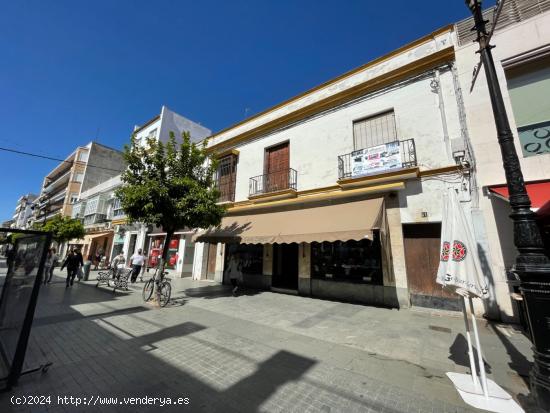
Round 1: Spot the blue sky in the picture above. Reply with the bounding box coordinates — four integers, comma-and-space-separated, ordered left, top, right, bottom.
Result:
0, 0, 494, 221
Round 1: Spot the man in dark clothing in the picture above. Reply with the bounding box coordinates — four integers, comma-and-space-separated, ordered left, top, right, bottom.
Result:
60, 248, 84, 288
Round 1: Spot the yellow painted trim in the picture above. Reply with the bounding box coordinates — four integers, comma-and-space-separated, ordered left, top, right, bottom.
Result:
111, 218, 127, 225
249, 188, 298, 203
208, 46, 455, 153
338, 167, 420, 188
226, 182, 405, 214
209, 25, 453, 142
216, 149, 240, 158
419, 165, 464, 177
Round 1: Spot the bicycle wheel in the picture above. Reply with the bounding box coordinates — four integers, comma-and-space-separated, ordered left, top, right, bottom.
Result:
159, 282, 171, 307
142, 279, 154, 302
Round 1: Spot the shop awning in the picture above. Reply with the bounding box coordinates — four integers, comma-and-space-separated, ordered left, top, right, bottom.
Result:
193, 197, 385, 244
488, 181, 550, 209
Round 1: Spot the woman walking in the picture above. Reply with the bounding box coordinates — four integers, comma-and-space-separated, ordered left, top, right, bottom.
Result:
43, 247, 59, 284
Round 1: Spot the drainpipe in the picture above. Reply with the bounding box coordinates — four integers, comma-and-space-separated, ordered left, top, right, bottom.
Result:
432, 69, 453, 162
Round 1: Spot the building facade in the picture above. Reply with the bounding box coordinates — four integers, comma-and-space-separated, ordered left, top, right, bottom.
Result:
11, 194, 37, 229
84, 106, 212, 274
192, 26, 482, 312
30, 142, 125, 255
454, 1, 550, 321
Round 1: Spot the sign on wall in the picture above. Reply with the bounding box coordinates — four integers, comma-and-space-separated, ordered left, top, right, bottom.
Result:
351, 141, 402, 177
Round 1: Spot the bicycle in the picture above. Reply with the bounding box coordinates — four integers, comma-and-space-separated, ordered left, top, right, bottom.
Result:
142, 267, 171, 307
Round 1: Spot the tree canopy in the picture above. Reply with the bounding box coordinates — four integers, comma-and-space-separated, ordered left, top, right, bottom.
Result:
36, 215, 85, 244
115, 131, 225, 265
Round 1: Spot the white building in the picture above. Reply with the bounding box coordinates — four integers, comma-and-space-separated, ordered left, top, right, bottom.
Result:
454, 1, 550, 321
11, 194, 37, 229
116, 106, 212, 275
192, 25, 485, 313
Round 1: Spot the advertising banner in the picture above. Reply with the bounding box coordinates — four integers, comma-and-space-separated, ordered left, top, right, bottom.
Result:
351, 141, 401, 177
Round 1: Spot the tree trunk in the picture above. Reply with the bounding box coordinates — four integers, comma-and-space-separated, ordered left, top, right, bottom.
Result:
160, 229, 174, 272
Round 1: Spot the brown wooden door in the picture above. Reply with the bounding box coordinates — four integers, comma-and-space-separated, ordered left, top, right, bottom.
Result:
265, 142, 289, 192
206, 243, 218, 280
403, 223, 459, 310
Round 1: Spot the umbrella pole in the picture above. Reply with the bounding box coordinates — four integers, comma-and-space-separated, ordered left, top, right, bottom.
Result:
468, 296, 489, 398
461, 295, 480, 389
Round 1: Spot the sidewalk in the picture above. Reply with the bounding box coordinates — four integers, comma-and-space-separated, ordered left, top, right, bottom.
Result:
0, 269, 539, 412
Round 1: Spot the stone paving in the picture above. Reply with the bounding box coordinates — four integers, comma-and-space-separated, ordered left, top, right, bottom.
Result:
0, 269, 540, 412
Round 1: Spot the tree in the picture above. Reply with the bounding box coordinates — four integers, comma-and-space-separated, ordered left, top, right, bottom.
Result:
35, 215, 85, 244
116, 131, 225, 269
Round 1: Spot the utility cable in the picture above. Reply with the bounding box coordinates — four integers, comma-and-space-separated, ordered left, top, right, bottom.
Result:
0, 146, 125, 173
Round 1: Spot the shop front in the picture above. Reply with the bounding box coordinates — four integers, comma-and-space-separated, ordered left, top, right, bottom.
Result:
145, 229, 196, 276
81, 231, 113, 264
195, 195, 401, 308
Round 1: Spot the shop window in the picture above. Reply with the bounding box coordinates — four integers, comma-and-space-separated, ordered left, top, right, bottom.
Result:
224, 244, 263, 279
311, 233, 383, 284
505, 54, 550, 157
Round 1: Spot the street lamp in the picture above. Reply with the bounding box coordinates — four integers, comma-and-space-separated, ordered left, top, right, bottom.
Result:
465, 0, 550, 409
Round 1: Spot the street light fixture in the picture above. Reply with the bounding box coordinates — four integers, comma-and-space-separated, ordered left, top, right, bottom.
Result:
465, 0, 550, 410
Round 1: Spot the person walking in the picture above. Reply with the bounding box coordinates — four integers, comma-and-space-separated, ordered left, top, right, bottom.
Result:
60, 248, 83, 288
129, 249, 145, 283
226, 253, 243, 296
110, 251, 126, 279
43, 247, 59, 284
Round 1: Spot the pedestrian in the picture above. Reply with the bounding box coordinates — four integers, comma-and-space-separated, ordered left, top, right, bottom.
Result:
226, 253, 243, 296
110, 251, 126, 279
60, 248, 84, 288
129, 249, 145, 283
43, 247, 59, 284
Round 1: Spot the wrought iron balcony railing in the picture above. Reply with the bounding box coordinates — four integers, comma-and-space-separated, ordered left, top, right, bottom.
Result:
337, 139, 417, 180
215, 179, 236, 203
249, 168, 297, 197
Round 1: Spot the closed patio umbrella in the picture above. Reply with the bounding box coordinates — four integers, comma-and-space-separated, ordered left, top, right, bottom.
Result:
437, 188, 521, 413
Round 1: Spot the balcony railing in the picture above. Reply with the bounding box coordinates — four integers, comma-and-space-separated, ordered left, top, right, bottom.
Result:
215, 179, 236, 203
84, 213, 107, 226
337, 139, 417, 180
249, 168, 297, 197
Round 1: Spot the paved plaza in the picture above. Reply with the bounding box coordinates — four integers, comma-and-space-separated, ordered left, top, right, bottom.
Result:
0, 269, 539, 412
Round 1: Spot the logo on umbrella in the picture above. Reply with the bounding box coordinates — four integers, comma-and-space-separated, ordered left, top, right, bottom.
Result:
440, 240, 467, 262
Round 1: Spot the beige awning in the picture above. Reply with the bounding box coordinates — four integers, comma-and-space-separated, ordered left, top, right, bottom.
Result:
194, 197, 384, 244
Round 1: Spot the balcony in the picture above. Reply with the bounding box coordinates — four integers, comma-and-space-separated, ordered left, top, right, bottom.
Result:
337, 139, 419, 188
215, 179, 236, 203
249, 168, 297, 201
84, 213, 107, 226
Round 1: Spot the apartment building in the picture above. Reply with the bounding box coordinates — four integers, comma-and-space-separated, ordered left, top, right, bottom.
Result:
29, 142, 124, 255
10, 193, 37, 229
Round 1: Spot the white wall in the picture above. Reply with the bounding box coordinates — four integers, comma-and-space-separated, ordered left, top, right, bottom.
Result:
454, 11, 550, 320
159, 106, 211, 144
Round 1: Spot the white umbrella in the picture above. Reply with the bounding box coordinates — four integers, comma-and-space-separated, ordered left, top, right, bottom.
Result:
437, 188, 522, 413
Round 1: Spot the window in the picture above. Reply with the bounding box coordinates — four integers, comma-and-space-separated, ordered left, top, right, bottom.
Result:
112, 197, 125, 217
78, 151, 88, 162
84, 198, 98, 215
506, 55, 550, 157
74, 172, 84, 183
224, 244, 263, 281
148, 128, 158, 140
311, 234, 383, 284
69, 194, 79, 204
353, 111, 397, 150
215, 154, 238, 202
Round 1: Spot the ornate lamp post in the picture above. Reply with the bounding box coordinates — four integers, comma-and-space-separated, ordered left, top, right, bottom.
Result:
465, 0, 550, 409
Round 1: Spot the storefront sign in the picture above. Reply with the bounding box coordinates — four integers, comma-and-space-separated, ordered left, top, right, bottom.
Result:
351, 141, 401, 177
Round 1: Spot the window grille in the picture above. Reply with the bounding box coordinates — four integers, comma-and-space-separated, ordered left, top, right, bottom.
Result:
353, 111, 397, 150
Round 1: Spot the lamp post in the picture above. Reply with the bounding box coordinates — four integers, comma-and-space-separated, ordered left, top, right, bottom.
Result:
465, 0, 550, 409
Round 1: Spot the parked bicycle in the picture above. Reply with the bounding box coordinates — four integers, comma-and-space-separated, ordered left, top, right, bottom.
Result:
142, 267, 171, 307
